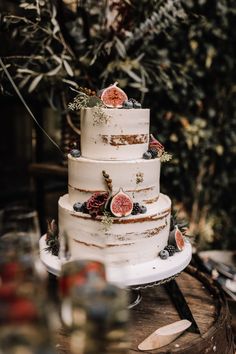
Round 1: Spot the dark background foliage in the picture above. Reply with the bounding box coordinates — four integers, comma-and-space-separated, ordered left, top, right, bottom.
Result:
0, 0, 235, 249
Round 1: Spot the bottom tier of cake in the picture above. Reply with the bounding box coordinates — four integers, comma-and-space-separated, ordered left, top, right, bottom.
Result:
59, 193, 171, 266
39, 235, 192, 287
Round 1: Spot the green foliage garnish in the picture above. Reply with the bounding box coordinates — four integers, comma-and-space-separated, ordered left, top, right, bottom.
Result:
170, 211, 188, 236
68, 92, 90, 110
160, 151, 172, 163
45, 219, 60, 256
101, 211, 114, 232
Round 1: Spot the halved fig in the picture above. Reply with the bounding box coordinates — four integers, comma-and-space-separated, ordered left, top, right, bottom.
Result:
149, 134, 164, 152
168, 226, 185, 251
101, 82, 128, 108
110, 188, 133, 217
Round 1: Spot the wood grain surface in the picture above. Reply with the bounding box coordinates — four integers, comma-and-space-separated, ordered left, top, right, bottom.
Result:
54, 266, 234, 354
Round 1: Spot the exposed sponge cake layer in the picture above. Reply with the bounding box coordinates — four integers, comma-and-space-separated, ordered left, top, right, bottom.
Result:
80, 108, 150, 160
68, 155, 161, 205
59, 193, 171, 266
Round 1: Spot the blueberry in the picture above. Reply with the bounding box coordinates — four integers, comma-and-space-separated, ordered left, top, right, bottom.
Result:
140, 205, 147, 214
143, 151, 152, 159
73, 202, 83, 212
133, 102, 142, 108
159, 249, 169, 259
148, 148, 158, 159
123, 100, 133, 109
70, 149, 80, 158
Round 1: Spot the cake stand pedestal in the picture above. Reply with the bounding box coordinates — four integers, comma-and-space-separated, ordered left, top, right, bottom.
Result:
39, 235, 192, 288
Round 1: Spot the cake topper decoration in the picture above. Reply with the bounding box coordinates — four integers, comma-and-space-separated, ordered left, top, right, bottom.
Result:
68, 87, 112, 127
68, 83, 142, 114
68, 88, 104, 111
100, 82, 128, 108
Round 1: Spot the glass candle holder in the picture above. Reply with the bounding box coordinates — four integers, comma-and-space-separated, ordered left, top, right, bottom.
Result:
0, 204, 47, 283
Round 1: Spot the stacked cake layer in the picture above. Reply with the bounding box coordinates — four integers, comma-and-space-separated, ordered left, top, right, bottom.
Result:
80, 108, 149, 160
59, 194, 171, 265
68, 156, 161, 205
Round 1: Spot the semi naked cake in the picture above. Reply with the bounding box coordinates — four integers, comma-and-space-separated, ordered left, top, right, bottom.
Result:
58, 83, 187, 269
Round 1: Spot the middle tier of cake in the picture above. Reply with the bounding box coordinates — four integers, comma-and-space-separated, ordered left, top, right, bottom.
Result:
68, 155, 161, 205
59, 193, 171, 266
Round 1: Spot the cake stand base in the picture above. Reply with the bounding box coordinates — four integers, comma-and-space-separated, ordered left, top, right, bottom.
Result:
39, 235, 192, 288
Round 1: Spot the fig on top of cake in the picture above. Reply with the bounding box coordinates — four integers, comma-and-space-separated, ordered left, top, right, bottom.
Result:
68, 82, 142, 110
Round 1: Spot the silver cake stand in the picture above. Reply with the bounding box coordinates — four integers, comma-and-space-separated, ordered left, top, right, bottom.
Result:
39, 235, 192, 290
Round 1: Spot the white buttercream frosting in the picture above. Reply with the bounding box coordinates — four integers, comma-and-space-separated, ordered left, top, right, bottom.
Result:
80, 108, 150, 160
57, 107, 187, 271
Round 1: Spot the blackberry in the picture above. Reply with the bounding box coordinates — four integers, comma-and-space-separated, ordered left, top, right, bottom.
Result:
143, 151, 152, 159
80, 202, 89, 214
164, 245, 176, 256
132, 202, 142, 215
148, 148, 158, 159
159, 249, 169, 259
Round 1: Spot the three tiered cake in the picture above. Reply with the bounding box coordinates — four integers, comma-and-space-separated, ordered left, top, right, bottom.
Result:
59, 106, 172, 266
40, 83, 191, 285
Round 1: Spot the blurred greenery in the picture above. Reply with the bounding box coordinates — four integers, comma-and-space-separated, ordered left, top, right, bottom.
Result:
0, 0, 235, 249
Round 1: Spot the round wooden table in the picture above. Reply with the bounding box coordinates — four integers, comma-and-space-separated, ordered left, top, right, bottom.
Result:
54, 266, 234, 354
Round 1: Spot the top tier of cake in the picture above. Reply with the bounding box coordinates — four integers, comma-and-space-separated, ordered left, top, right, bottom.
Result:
80, 108, 150, 160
